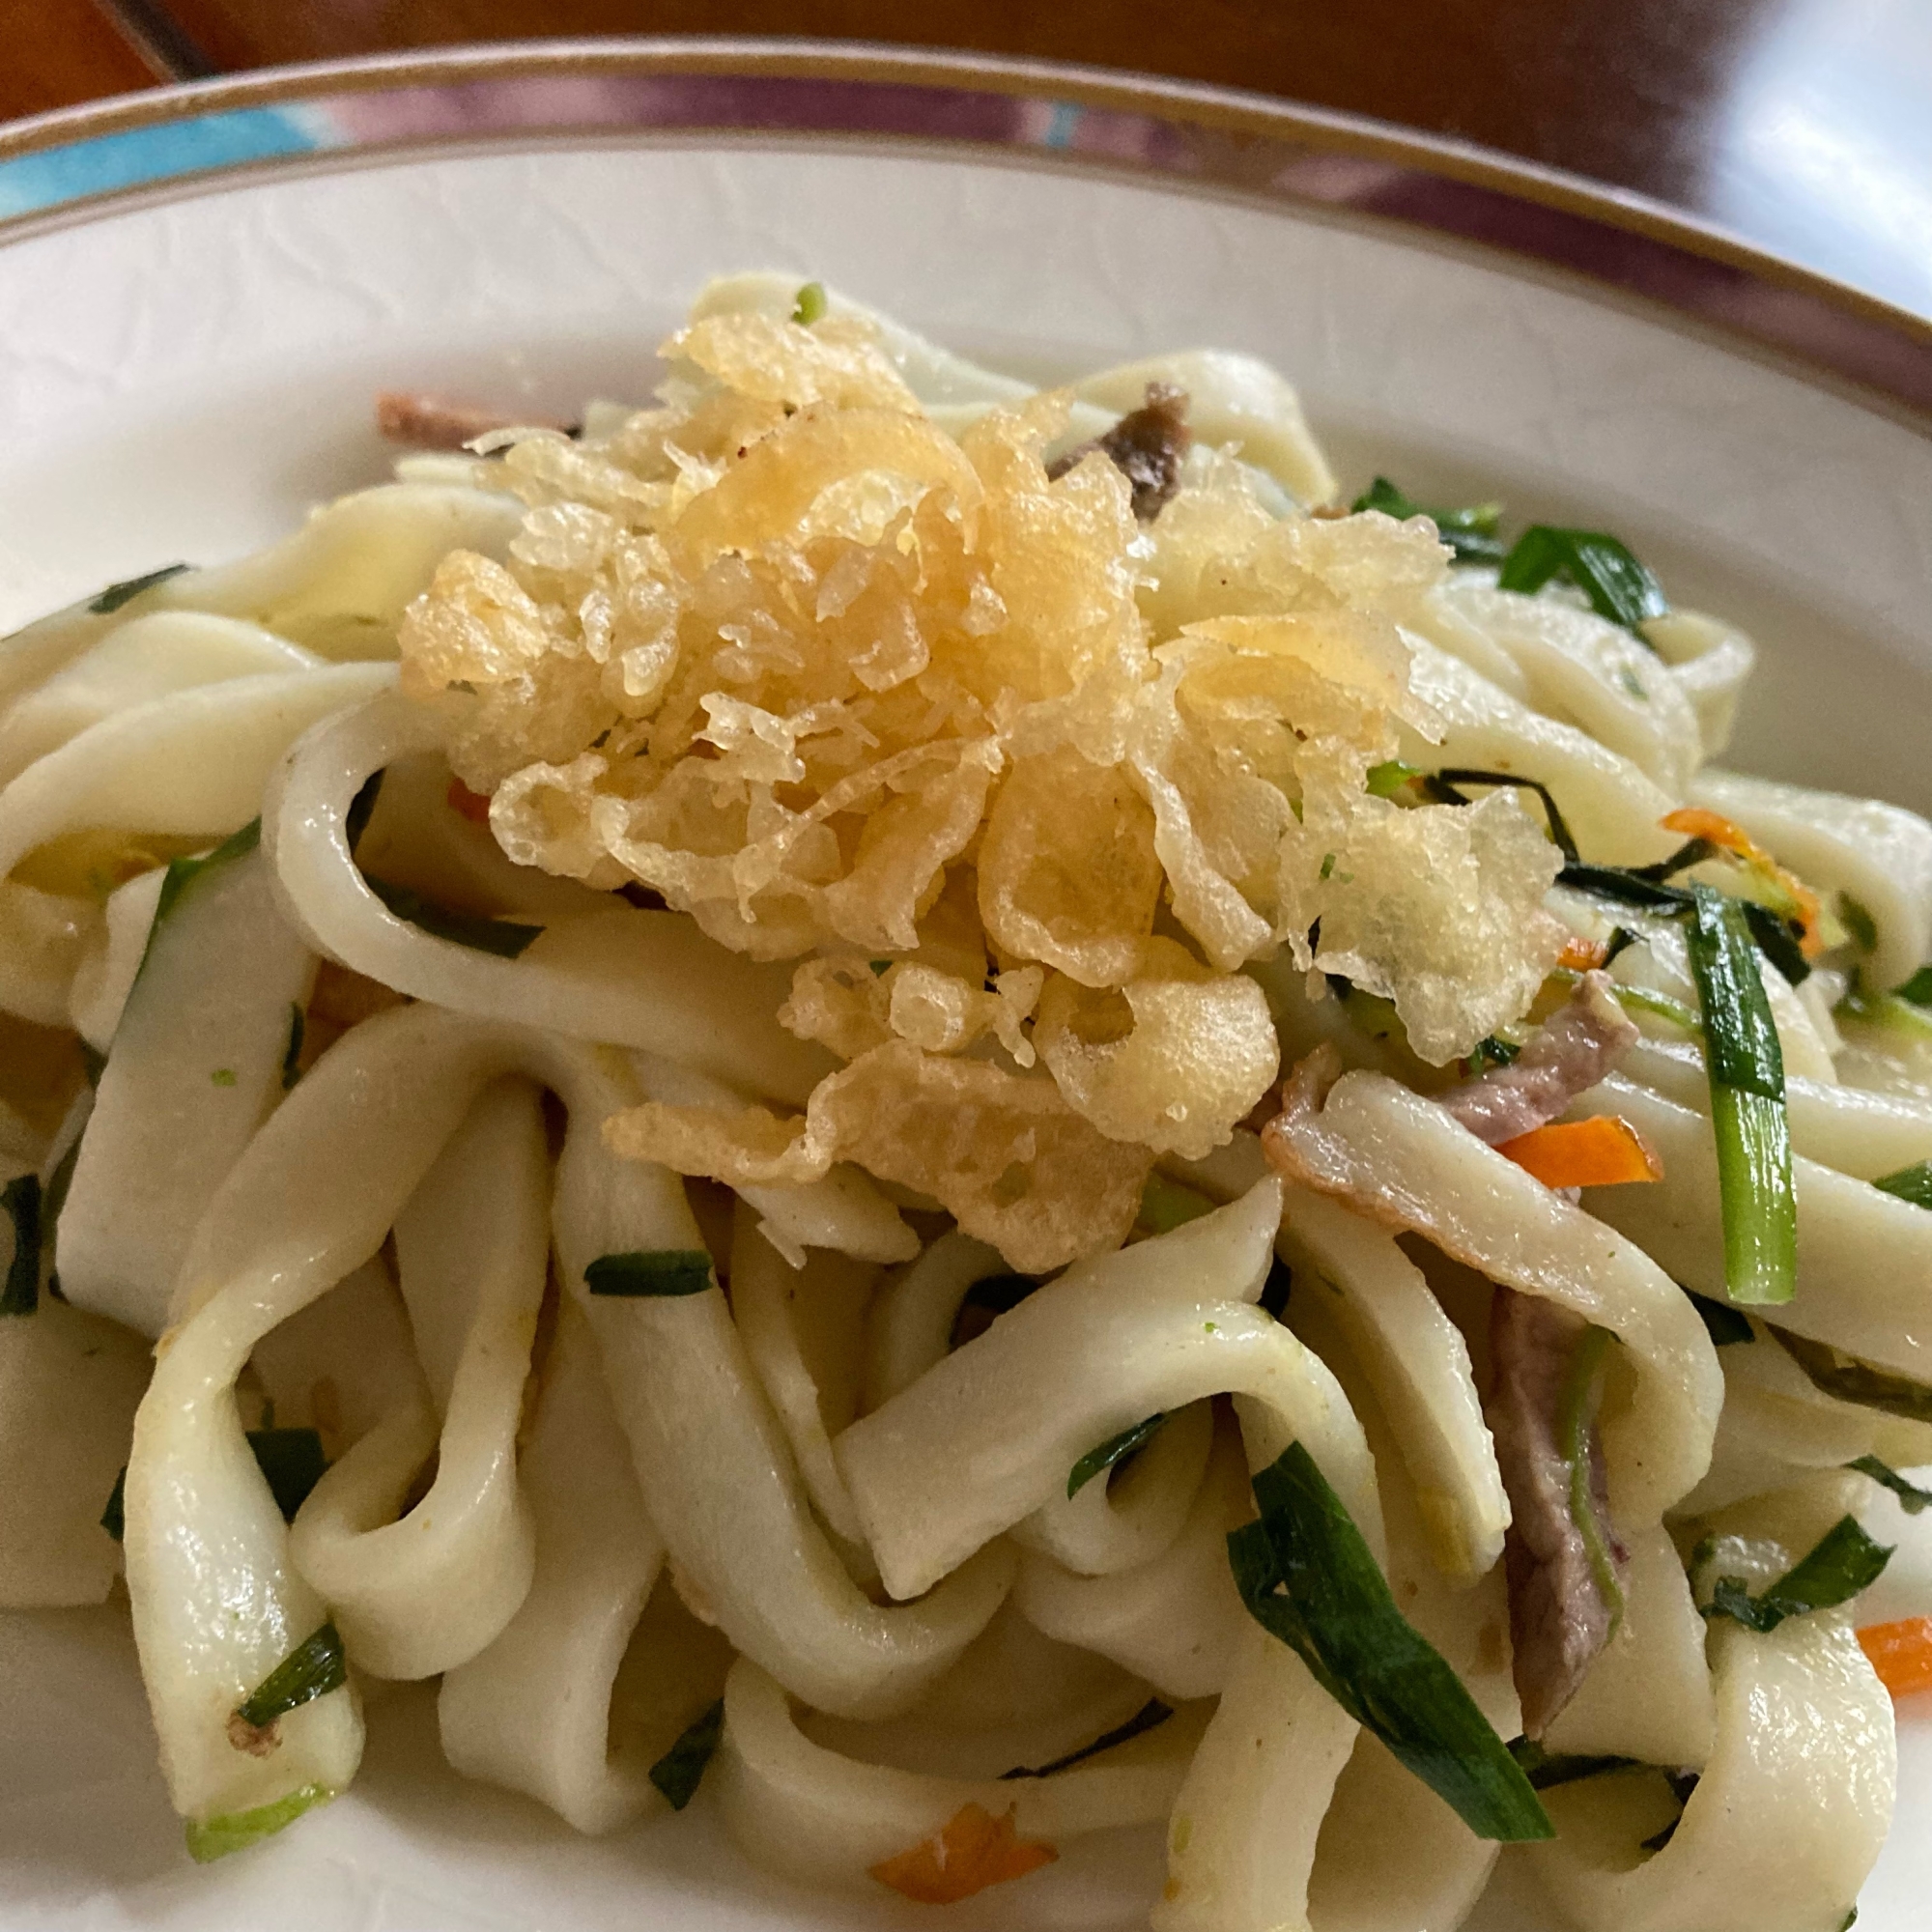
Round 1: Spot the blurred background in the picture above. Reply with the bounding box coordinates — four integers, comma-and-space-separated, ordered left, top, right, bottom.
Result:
7, 0, 1932, 319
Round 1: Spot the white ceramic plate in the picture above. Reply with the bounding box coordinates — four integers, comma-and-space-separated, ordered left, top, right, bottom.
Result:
2, 41, 1930, 1932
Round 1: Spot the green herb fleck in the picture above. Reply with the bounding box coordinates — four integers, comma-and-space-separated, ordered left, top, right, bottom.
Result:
2, 1173, 43, 1317
185, 1783, 334, 1862
1231, 1442, 1553, 1841
1838, 894, 1879, 955
211, 1067, 238, 1088
1320, 852, 1336, 881
1846, 1455, 1932, 1515
649, 1697, 724, 1809
236, 1622, 347, 1729
1497, 526, 1667, 635
1069, 1414, 1168, 1497
365, 876, 542, 958
1463, 1036, 1520, 1076
1350, 477, 1505, 564
790, 281, 828, 327
868, 958, 892, 977
1366, 759, 1421, 799
89, 562, 191, 614
1894, 965, 1932, 1008
1873, 1160, 1932, 1210
584, 1249, 714, 1297
1702, 1516, 1890, 1632
281, 1005, 305, 1091
1003, 1698, 1173, 1777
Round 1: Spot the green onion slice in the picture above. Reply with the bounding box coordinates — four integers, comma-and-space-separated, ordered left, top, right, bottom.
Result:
1770, 1327, 1932, 1425
1894, 965, 1932, 1008
1557, 1326, 1625, 1634
185, 1783, 333, 1862
1067, 1413, 1168, 1498
1002, 1698, 1173, 1778
1230, 1442, 1553, 1842
1846, 1456, 1932, 1515
790, 281, 828, 326
89, 561, 191, 614
584, 1249, 715, 1297
1496, 526, 1667, 634
364, 875, 542, 958
236, 1622, 348, 1729
649, 1697, 724, 1809
1701, 1517, 1890, 1633
1426, 768, 1578, 860
2, 1172, 43, 1317
1872, 1160, 1932, 1209
1350, 478, 1506, 564
1685, 885, 1795, 1305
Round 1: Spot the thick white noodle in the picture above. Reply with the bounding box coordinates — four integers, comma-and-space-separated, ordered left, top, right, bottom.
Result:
0, 612, 318, 790
1692, 764, 1932, 992
439, 1296, 672, 1833
262, 691, 832, 1104
0, 663, 393, 883
1278, 1183, 1509, 1582
1268, 1065, 1722, 1524
67, 866, 164, 1052
58, 839, 316, 1336
1576, 1074, 1932, 1379
1013, 1408, 1253, 1701
1640, 608, 1755, 759
289, 1078, 548, 1679
1398, 637, 1681, 866
863, 1231, 1010, 1409
716, 1655, 1195, 1892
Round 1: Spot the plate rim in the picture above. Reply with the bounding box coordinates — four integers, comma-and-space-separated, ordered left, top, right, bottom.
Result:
2, 36, 1930, 428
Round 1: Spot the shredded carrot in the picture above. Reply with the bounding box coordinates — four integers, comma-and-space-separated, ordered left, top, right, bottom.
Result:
1660, 808, 1826, 957
1858, 1617, 1932, 1697
446, 778, 493, 825
870, 1803, 1058, 1903
1496, 1117, 1662, 1189
1556, 935, 1609, 972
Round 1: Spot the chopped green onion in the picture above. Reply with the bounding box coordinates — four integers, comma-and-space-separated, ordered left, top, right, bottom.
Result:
1685, 886, 1794, 1305
1496, 526, 1666, 635
236, 1622, 347, 1728
1350, 477, 1505, 564
210, 1067, 238, 1088
1702, 1516, 1890, 1633
364, 875, 542, 958
648, 1697, 724, 1809
1002, 1698, 1173, 1778
1230, 1442, 1553, 1842
790, 281, 828, 326
1559, 863, 1809, 983
1366, 759, 1421, 798
1770, 1327, 1932, 1425
185, 1782, 333, 1862
281, 1004, 305, 1091
1846, 1455, 1932, 1515
1068, 1413, 1169, 1497
1427, 769, 1578, 860
1607, 982, 1703, 1033
99, 1465, 127, 1542
1838, 895, 1879, 955
89, 561, 191, 614
249, 1428, 328, 1521
344, 769, 384, 855
950, 1270, 1038, 1348
1505, 1737, 1636, 1789
2, 1172, 42, 1317
1558, 1327, 1625, 1634
1463, 1036, 1520, 1076
584, 1249, 714, 1297
1138, 1172, 1217, 1235
1686, 1290, 1754, 1347
867, 957, 892, 976
1894, 966, 1932, 1008
1873, 1160, 1932, 1209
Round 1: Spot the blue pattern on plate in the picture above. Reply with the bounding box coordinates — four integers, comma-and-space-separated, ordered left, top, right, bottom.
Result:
0, 106, 332, 219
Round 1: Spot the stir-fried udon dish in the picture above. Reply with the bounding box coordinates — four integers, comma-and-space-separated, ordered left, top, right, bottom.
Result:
6, 270, 1932, 1930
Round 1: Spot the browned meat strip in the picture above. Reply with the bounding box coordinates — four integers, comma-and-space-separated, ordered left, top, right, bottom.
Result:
375, 392, 573, 450
1488, 1287, 1629, 1738
1047, 383, 1192, 520
1441, 971, 1638, 1146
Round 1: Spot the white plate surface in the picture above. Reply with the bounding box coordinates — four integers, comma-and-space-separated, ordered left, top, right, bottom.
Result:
2, 84, 1930, 1932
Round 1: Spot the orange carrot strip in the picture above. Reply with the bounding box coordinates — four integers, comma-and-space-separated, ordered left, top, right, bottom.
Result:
1496, 1117, 1662, 1189
1660, 808, 1827, 956
1859, 1617, 1932, 1697
1556, 935, 1609, 972
446, 778, 493, 825
870, 1803, 1057, 1904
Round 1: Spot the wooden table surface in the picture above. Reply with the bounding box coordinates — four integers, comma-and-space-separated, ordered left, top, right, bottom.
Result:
7, 0, 1931, 318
